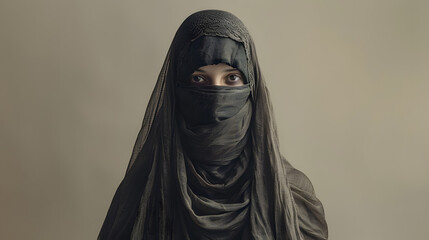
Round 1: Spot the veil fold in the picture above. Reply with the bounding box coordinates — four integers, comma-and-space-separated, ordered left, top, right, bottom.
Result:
99, 10, 328, 240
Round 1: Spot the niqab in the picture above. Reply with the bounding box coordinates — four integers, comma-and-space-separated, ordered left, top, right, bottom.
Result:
98, 10, 328, 240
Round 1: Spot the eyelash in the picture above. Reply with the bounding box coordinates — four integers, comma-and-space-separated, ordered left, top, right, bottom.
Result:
227, 74, 241, 82
191, 75, 206, 83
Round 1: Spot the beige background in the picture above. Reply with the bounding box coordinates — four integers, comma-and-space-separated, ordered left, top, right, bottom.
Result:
1, 0, 428, 239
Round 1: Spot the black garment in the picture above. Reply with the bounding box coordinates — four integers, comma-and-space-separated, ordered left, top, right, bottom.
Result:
180, 36, 248, 82
99, 10, 328, 240
176, 84, 251, 126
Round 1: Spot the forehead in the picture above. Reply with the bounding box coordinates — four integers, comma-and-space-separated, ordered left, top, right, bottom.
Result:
195, 63, 238, 72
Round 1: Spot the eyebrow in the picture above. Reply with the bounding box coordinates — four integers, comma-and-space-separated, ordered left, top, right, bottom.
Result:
224, 68, 240, 72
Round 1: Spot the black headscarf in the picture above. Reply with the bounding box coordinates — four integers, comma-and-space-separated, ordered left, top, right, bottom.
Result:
98, 10, 328, 240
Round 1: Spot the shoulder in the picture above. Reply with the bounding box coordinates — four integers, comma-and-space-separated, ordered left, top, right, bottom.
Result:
281, 156, 329, 239
281, 156, 315, 195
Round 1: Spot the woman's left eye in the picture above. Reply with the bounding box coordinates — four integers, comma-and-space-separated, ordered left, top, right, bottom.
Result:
227, 74, 241, 82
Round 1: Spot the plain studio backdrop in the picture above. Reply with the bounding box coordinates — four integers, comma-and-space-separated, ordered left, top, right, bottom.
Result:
1, 0, 428, 239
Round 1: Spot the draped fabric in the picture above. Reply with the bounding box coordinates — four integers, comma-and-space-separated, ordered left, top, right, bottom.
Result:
98, 10, 328, 240
181, 36, 248, 82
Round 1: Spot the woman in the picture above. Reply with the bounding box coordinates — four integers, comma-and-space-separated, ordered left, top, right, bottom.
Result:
99, 10, 328, 240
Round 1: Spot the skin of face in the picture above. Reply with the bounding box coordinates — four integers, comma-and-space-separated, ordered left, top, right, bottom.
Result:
190, 63, 245, 86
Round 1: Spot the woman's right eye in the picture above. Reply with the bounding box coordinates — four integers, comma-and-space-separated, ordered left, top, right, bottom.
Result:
191, 75, 206, 83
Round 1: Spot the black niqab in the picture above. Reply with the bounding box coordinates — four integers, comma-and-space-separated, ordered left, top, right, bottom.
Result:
98, 10, 328, 240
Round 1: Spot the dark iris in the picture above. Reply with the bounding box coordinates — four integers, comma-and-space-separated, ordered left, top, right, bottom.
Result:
228, 74, 240, 81
191, 75, 205, 83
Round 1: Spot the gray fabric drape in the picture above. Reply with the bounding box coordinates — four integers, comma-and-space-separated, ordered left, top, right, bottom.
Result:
98, 10, 328, 240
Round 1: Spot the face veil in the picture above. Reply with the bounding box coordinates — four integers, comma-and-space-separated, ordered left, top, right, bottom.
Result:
98, 10, 328, 240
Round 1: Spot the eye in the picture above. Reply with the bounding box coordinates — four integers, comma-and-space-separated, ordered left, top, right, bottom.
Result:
190, 75, 206, 83
226, 74, 243, 84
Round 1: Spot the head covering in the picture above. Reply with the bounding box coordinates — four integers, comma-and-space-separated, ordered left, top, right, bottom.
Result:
179, 36, 248, 82
98, 10, 328, 240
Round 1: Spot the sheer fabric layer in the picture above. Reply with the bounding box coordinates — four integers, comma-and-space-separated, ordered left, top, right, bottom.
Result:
98, 10, 328, 240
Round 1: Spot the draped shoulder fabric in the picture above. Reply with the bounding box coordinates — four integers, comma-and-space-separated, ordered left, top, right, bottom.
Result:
98, 10, 328, 240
